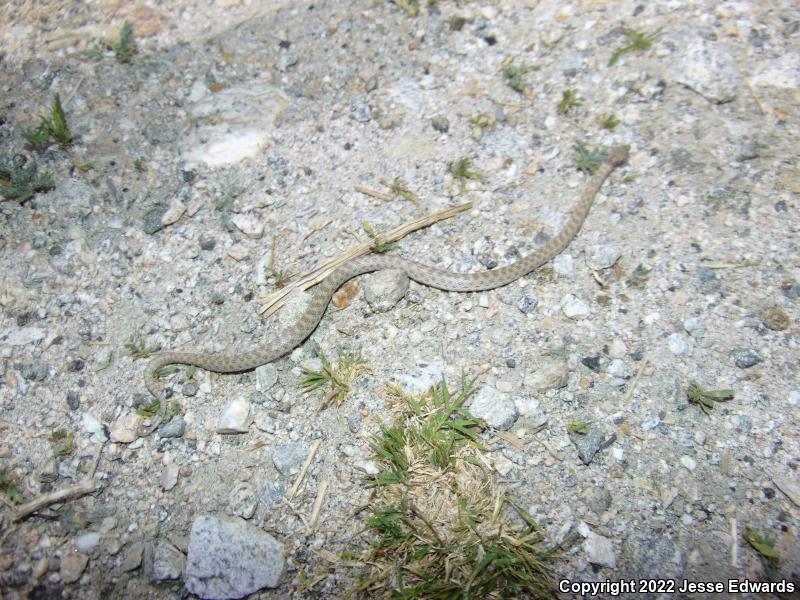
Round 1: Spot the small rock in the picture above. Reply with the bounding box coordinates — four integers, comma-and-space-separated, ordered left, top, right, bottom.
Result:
680, 455, 697, 471
151, 541, 185, 582
605, 359, 626, 378
110, 414, 142, 444
161, 199, 187, 226
276, 51, 299, 72
731, 347, 761, 369
121, 541, 144, 572
364, 270, 409, 313
431, 116, 449, 132
4, 326, 45, 346
255, 364, 278, 391
469, 386, 518, 430
231, 213, 265, 239
59, 552, 89, 584
562, 294, 590, 319
608, 339, 627, 359
272, 443, 309, 476
82, 412, 107, 443
143, 204, 168, 234
570, 426, 608, 465
161, 464, 180, 490
185, 515, 285, 598
584, 531, 616, 568
552, 253, 574, 277
667, 333, 693, 356
673, 32, 739, 103
354, 459, 380, 475
216, 398, 251, 433
761, 307, 790, 331
74, 532, 100, 553
773, 476, 800, 506
585, 245, 621, 270
517, 293, 538, 314
227, 482, 258, 519
227, 244, 249, 261
524, 360, 569, 391
159, 415, 186, 438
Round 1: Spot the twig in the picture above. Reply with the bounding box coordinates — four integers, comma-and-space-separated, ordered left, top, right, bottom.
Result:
301, 218, 333, 245
355, 185, 393, 201
493, 430, 525, 450
623, 356, 648, 403
744, 77, 767, 116
307, 478, 329, 533
288, 439, 322, 500
259, 201, 474, 316
12, 479, 100, 522
730, 518, 738, 567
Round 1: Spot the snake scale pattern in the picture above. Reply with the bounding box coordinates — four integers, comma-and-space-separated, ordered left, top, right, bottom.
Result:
146, 145, 629, 401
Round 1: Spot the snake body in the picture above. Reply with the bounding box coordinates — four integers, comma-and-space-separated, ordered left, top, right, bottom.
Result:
146, 145, 629, 401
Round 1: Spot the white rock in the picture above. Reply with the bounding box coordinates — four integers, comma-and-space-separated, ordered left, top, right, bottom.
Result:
562, 294, 590, 319
161, 464, 180, 490
4, 326, 45, 346
227, 244, 249, 261
680, 455, 697, 471
585, 244, 621, 270
161, 199, 186, 226
216, 398, 251, 434
583, 531, 616, 568
553, 253, 574, 277
608, 339, 627, 359
231, 213, 265, 239
469, 386, 518, 430
667, 333, 693, 356
109, 414, 142, 444
74, 532, 100, 553
82, 413, 107, 443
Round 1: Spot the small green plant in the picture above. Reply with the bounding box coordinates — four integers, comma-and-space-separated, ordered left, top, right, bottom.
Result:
567, 419, 588, 435
124, 335, 161, 359
133, 158, 146, 172
599, 114, 620, 130
301, 350, 369, 408
557, 89, 582, 115
628, 263, 652, 287
449, 157, 484, 183
51, 429, 75, 457
351, 378, 556, 597
396, 0, 420, 16
0, 469, 25, 505
382, 177, 418, 204
136, 399, 181, 421
574, 140, 607, 174
269, 268, 294, 287
0, 154, 53, 202
23, 94, 73, 150
744, 526, 779, 560
502, 62, 532, 95
686, 381, 734, 415
112, 21, 136, 63
608, 27, 662, 67
363, 221, 392, 253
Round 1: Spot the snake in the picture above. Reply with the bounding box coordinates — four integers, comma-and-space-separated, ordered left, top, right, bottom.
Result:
145, 145, 629, 402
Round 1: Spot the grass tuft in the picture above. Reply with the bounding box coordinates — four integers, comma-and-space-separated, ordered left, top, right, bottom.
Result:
557, 89, 581, 115
0, 153, 53, 202
23, 94, 73, 150
350, 378, 556, 598
301, 350, 370, 408
608, 27, 662, 67
112, 21, 136, 63
573, 140, 607, 174
686, 381, 734, 415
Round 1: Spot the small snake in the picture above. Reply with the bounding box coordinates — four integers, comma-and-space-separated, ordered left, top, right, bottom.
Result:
146, 145, 629, 402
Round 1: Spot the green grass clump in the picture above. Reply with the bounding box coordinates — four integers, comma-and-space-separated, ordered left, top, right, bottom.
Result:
301, 350, 369, 408
350, 378, 556, 598
124, 335, 161, 358
363, 221, 393, 254
23, 94, 73, 150
449, 157, 484, 183
0, 469, 25, 505
112, 21, 136, 63
0, 154, 53, 202
608, 28, 662, 67
574, 140, 607, 174
599, 114, 620, 130
686, 381, 734, 415
557, 89, 581, 115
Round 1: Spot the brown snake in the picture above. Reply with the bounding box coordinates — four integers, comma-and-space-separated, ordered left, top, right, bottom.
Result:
146, 145, 629, 402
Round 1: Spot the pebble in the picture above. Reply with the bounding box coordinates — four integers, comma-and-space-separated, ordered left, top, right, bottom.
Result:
431, 116, 449, 132
255, 364, 278, 391
570, 426, 608, 465
4, 326, 45, 346
272, 443, 308, 476
583, 530, 616, 568
109, 414, 142, 444
562, 294, 590, 319
82, 412, 107, 443
161, 463, 180, 490
607, 339, 627, 359
469, 386, 518, 430
227, 482, 258, 519
231, 213, 265, 239
761, 307, 789, 331
585, 244, 621, 270
216, 398, 251, 433
680, 455, 697, 471
524, 360, 569, 391
517, 293, 538, 314
364, 269, 409, 313
160, 199, 186, 226
121, 541, 144, 572
151, 541, 185, 582
74, 532, 100, 553
59, 552, 88, 584
185, 515, 285, 598
672, 30, 739, 103
731, 347, 761, 369
159, 415, 186, 438
667, 333, 693, 356
552, 253, 574, 277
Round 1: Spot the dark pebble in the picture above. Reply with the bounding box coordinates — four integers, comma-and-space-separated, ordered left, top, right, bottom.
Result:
431, 116, 449, 133
183, 381, 199, 397
67, 359, 84, 372
20, 363, 47, 382
66, 391, 81, 410
517, 294, 539, 314
199, 237, 216, 251
477, 254, 498, 269
142, 204, 167, 235
782, 283, 800, 299
732, 347, 760, 369
582, 356, 601, 371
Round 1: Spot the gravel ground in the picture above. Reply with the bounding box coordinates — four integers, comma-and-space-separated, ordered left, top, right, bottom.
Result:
1, 0, 799, 598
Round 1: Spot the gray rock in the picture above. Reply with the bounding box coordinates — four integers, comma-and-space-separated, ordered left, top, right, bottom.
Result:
570, 426, 608, 465
161, 463, 180, 490
185, 515, 285, 598
621, 530, 684, 580
395, 359, 445, 395
469, 386, 518, 430
364, 269, 409, 313
159, 415, 186, 438
562, 294, 590, 319
151, 541, 185, 582
673, 33, 739, 103
3, 326, 45, 346
517, 293, 538, 314
59, 552, 89, 584
667, 333, 693, 356
272, 443, 308, 476
552, 253, 574, 277
120, 541, 144, 572
431, 116, 449, 132
524, 360, 569, 391
227, 482, 258, 519
585, 244, 621, 270
143, 203, 168, 235
731, 347, 760, 369
255, 364, 278, 391
583, 530, 616, 568
276, 51, 299, 72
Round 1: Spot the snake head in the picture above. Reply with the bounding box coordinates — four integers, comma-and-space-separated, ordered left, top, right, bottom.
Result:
607, 145, 630, 167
